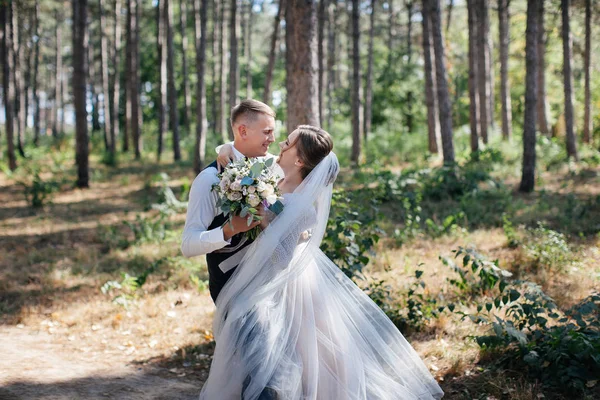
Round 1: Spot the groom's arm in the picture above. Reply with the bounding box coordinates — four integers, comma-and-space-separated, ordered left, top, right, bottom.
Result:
181, 170, 231, 258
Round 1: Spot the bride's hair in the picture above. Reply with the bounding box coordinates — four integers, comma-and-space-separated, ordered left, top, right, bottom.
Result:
292, 125, 336, 182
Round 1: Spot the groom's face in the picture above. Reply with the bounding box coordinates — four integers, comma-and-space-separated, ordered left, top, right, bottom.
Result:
239, 113, 276, 157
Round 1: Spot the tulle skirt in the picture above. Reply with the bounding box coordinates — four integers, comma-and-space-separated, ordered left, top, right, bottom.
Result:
199, 249, 444, 400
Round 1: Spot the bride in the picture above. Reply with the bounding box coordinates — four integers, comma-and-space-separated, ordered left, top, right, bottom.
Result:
200, 125, 444, 400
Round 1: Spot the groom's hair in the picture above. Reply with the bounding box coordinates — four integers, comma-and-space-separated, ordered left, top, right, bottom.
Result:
230, 99, 276, 127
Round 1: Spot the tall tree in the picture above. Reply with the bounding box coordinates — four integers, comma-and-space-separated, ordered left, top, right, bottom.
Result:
476, 0, 490, 144
583, 0, 592, 144
73, 0, 90, 188
445, 0, 453, 35
218, 0, 228, 141
111, 0, 123, 153
387, 0, 395, 66
422, 0, 439, 154
179, 0, 191, 132
326, 0, 336, 129
53, 10, 62, 138
519, 0, 539, 193
157, 0, 167, 160
427, 0, 454, 164
32, 0, 41, 146
166, 0, 181, 160
364, 0, 376, 140
89, 39, 100, 134
498, 0, 512, 140
285, 0, 319, 133
99, 0, 114, 155
229, 0, 238, 125
536, 1, 549, 136
211, 0, 218, 134
193, 0, 208, 173
404, 0, 414, 133
317, 0, 326, 125
263, 0, 284, 104
561, 0, 578, 160
1, 1, 17, 170
126, 0, 141, 158
14, 3, 25, 156
245, 0, 254, 98
467, 0, 479, 152
350, 0, 361, 162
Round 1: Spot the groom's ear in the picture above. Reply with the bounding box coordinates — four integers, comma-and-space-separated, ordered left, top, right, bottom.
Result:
237, 124, 247, 138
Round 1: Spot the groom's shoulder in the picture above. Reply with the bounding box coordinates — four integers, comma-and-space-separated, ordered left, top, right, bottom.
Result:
191, 161, 220, 191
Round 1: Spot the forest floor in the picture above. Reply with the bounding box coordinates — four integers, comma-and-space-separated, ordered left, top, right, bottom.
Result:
1, 152, 599, 400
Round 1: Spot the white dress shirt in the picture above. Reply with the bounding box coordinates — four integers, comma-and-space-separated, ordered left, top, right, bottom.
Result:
180, 144, 281, 259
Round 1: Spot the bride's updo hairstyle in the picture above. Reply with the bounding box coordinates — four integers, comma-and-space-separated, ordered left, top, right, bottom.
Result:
292, 125, 337, 183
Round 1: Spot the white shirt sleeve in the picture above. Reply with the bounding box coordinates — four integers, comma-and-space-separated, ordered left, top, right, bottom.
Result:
180, 168, 231, 258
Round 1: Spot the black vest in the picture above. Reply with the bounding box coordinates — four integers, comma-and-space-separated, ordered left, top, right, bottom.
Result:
204, 160, 255, 302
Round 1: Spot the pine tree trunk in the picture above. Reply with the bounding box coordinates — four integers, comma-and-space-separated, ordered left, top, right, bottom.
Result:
193, 0, 208, 173
536, 0, 549, 136
467, 0, 479, 152
73, 0, 90, 188
428, 0, 454, 164
32, 0, 40, 146
127, 0, 141, 158
245, 0, 254, 98
498, 0, 512, 141
166, 0, 181, 160
112, 0, 123, 152
229, 0, 238, 137
476, 0, 489, 144
318, 0, 326, 126
364, 0, 375, 140
53, 11, 62, 138
218, 0, 228, 142
445, 0, 453, 35
157, 0, 167, 160
99, 0, 113, 154
404, 0, 414, 133
263, 0, 284, 104
88, 36, 100, 134
387, 0, 395, 66
350, 0, 361, 162
519, 0, 539, 193
562, 0, 578, 161
422, 0, 439, 154
326, 0, 335, 129
179, 0, 191, 133
1, 2, 17, 170
211, 0, 218, 135
285, 0, 319, 133
15, 5, 26, 156
583, 0, 592, 144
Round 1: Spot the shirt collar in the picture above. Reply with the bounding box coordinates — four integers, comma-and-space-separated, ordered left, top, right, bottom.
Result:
231, 144, 246, 161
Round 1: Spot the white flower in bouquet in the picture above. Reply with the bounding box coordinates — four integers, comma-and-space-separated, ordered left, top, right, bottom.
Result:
212, 157, 285, 240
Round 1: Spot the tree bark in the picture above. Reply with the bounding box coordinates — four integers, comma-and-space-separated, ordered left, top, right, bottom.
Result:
218, 0, 228, 142
88, 41, 100, 134
561, 0, 578, 161
32, 0, 40, 146
193, 0, 208, 173
428, 0, 454, 164
476, 0, 490, 144
53, 10, 62, 138
127, 0, 141, 158
422, 0, 439, 154
1, 2, 17, 170
211, 0, 218, 135
404, 0, 414, 133
387, 0, 395, 66
467, 0, 479, 152
519, 0, 538, 193
583, 0, 592, 144
445, 0, 453, 36
179, 0, 191, 133
100, 0, 113, 154
15, 3, 25, 156
72, 0, 90, 188
318, 0, 326, 126
229, 0, 238, 137
326, 0, 335, 129
157, 0, 167, 160
498, 0, 512, 141
350, 0, 361, 162
263, 0, 284, 104
166, 0, 181, 160
245, 0, 254, 98
285, 0, 319, 133
364, 0, 375, 140
112, 0, 123, 152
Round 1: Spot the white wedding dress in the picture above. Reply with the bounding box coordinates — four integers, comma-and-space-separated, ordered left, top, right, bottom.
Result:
199, 153, 444, 400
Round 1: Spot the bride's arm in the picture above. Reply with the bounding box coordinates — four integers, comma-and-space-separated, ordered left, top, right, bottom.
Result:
216, 142, 235, 171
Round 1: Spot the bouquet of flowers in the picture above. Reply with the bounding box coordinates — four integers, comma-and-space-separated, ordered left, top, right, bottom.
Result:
212, 157, 284, 239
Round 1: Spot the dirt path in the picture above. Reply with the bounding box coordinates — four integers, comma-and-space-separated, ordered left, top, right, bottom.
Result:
0, 325, 204, 400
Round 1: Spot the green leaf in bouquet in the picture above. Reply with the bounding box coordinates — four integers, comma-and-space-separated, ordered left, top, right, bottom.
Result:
265, 157, 274, 167
241, 176, 255, 186
250, 162, 263, 178
269, 200, 284, 215
240, 207, 248, 218
247, 215, 253, 226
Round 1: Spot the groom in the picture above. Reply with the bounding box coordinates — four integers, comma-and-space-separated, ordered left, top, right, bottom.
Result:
181, 99, 277, 303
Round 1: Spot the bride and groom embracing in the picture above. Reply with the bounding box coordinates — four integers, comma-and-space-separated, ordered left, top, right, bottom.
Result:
181, 99, 444, 400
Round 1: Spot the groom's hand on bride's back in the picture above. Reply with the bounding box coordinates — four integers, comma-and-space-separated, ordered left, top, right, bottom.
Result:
222, 214, 262, 240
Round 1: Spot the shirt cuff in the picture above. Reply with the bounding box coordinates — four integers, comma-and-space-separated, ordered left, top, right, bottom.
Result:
205, 226, 231, 248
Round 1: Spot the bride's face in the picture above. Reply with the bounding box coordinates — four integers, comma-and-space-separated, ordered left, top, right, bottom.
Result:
276, 130, 302, 174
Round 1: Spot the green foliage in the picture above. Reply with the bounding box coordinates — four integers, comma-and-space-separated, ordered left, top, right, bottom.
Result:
100, 259, 163, 308
524, 223, 574, 271
150, 173, 189, 216
397, 268, 443, 332
123, 213, 168, 244
321, 190, 383, 279
21, 170, 60, 208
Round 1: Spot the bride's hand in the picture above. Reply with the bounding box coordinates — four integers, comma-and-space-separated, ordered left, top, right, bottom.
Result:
217, 144, 235, 172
